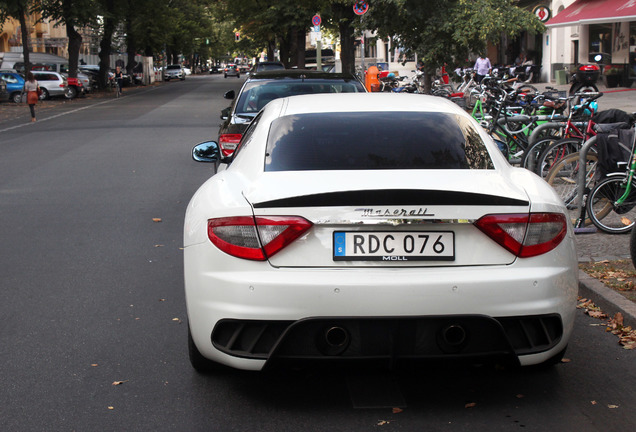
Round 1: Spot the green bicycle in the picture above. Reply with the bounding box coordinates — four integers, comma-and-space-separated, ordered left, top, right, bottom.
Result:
587, 127, 636, 234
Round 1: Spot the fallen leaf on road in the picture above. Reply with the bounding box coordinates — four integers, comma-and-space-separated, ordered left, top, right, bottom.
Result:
591, 401, 597, 405
108, 406, 114, 410
154, 244, 164, 248
112, 380, 129, 386
152, 218, 162, 223
172, 318, 182, 323
377, 420, 389, 426
516, 394, 524, 399
561, 358, 571, 363
91, 364, 98, 367
465, 402, 477, 408
608, 404, 619, 409
392, 407, 403, 414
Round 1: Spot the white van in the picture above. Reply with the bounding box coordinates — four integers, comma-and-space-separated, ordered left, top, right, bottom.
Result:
0, 52, 69, 74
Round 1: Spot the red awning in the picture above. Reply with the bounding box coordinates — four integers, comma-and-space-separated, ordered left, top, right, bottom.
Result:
546, 0, 636, 27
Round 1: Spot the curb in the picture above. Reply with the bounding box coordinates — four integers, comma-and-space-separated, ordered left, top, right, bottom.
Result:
578, 269, 636, 328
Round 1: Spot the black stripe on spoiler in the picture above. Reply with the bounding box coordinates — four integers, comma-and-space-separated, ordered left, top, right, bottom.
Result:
253, 190, 529, 208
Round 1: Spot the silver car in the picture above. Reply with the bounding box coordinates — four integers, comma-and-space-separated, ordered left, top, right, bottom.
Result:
164, 64, 185, 81
32, 71, 68, 99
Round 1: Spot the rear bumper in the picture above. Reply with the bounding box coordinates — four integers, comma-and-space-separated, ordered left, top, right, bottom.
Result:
184, 243, 578, 370
212, 314, 564, 369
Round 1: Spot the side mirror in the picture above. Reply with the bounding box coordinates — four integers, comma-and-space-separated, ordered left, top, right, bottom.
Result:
220, 107, 230, 120
224, 90, 235, 100
192, 141, 220, 163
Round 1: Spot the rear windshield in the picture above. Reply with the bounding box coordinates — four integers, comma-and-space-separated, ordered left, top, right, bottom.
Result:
167, 65, 181, 70
265, 112, 493, 171
235, 79, 365, 114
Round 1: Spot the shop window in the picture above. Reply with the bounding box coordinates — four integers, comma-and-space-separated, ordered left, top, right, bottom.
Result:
589, 24, 612, 63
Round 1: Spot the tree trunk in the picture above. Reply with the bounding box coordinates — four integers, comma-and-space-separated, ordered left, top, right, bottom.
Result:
18, 5, 30, 73
288, 28, 298, 67
67, 25, 82, 78
279, 33, 291, 67
63, 0, 81, 78
98, 4, 116, 89
295, 26, 305, 69
338, 19, 355, 75
267, 39, 276, 62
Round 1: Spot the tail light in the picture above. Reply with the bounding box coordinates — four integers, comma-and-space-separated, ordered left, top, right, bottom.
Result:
474, 213, 567, 258
207, 216, 312, 260
219, 134, 242, 157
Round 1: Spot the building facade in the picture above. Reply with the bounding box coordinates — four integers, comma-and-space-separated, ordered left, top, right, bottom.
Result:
544, 0, 636, 85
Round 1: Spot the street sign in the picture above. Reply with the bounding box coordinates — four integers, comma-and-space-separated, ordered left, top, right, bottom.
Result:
353, 1, 369, 15
312, 14, 321, 26
313, 25, 320, 33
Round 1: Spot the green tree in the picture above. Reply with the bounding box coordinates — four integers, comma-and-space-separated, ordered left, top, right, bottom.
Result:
36, 0, 97, 78
365, 0, 544, 91
0, 0, 34, 72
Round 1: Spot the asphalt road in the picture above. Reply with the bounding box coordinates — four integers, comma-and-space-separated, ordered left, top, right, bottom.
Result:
1, 76, 635, 431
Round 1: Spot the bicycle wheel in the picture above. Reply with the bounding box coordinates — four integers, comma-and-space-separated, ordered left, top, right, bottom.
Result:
522, 136, 560, 172
587, 175, 636, 234
536, 138, 584, 178
545, 152, 598, 225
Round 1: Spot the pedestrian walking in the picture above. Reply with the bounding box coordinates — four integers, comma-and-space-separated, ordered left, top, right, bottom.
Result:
23, 72, 40, 122
473, 53, 492, 84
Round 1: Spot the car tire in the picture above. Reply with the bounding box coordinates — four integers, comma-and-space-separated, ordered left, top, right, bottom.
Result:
39, 88, 50, 100
11, 92, 22, 103
65, 86, 77, 99
188, 324, 226, 373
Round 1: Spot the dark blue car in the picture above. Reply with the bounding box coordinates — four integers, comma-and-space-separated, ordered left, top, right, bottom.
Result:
0, 71, 26, 103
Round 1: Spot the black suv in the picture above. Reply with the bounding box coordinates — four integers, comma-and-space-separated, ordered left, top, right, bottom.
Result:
217, 69, 366, 161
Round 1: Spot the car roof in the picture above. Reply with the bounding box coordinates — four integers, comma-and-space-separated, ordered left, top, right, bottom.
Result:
270, 93, 467, 118
248, 69, 358, 81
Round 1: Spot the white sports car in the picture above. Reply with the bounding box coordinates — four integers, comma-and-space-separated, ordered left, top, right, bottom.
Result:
184, 93, 578, 372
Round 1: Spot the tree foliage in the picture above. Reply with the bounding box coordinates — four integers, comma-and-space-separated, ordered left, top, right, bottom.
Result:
365, 0, 544, 87
0, 0, 34, 72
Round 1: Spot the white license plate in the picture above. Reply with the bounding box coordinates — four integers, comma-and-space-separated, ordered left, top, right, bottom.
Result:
333, 231, 455, 261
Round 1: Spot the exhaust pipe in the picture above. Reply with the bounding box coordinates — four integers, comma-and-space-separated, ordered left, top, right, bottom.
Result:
325, 326, 349, 348
441, 324, 467, 346
437, 323, 468, 353
317, 326, 350, 356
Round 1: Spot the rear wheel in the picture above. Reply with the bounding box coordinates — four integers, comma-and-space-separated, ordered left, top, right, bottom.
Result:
570, 84, 599, 106
11, 92, 22, 103
588, 175, 636, 234
65, 86, 77, 99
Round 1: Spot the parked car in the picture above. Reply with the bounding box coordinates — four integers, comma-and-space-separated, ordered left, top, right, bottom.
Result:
223, 64, 240, 78
209, 65, 222, 74
0, 71, 25, 103
164, 64, 185, 81
61, 72, 90, 98
217, 69, 366, 163
32, 71, 69, 100
247, 61, 285, 76
185, 93, 578, 373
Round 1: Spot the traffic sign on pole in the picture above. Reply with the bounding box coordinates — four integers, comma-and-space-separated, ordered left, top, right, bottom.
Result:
353, 1, 369, 15
312, 14, 322, 26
